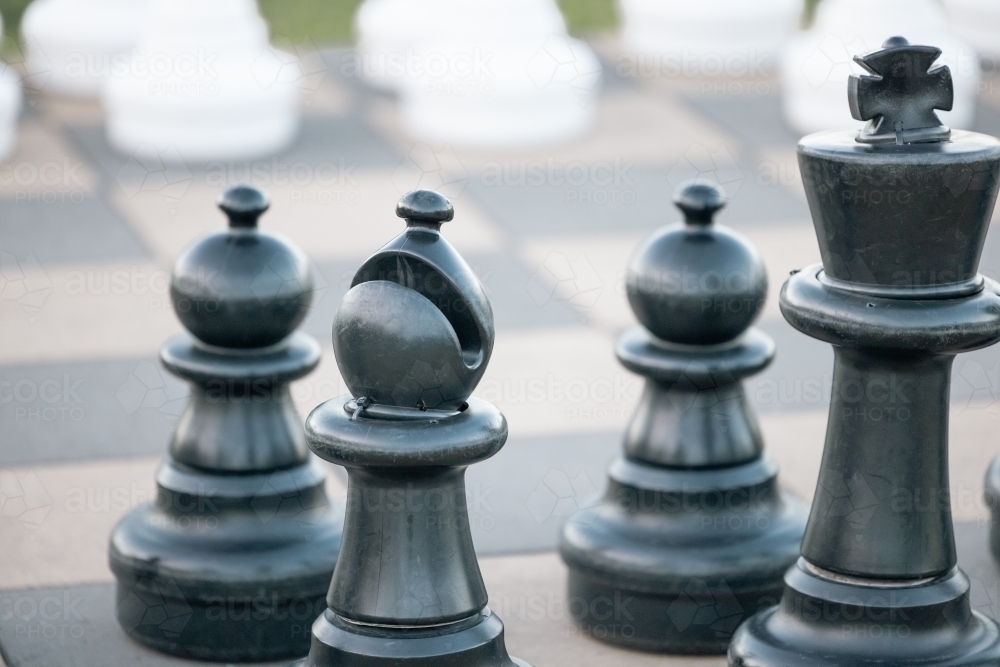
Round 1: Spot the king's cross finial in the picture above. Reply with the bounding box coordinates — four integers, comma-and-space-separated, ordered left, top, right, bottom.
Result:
848, 36, 954, 145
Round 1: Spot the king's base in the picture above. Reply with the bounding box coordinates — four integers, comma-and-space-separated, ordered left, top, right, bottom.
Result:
560, 455, 807, 654
729, 559, 1000, 667
566, 571, 784, 654
109, 458, 343, 661
292, 608, 531, 667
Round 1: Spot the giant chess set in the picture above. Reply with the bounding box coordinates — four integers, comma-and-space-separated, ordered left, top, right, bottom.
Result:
8, 2, 1000, 667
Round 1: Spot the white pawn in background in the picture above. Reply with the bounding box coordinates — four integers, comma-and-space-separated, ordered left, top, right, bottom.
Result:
103, 0, 301, 162
781, 0, 980, 135
354, 0, 601, 148
944, 0, 1000, 62
0, 14, 22, 162
354, 0, 566, 91
617, 0, 802, 74
21, 0, 150, 97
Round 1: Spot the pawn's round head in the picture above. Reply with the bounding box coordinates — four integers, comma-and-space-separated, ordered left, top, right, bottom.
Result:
170, 184, 314, 348
626, 181, 767, 345
333, 190, 495, 411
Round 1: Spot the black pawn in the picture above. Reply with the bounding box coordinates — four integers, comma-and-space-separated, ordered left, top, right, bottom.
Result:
292, 190, 529, 667
109, 185, 344, 661
559, 181, 808, 653
731, 38, 1000, 667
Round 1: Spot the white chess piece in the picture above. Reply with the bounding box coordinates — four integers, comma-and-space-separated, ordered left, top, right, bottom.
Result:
781, 0, 980, 135
944, 0, 1000, 61
356, 0, 601, 147
0, 15, 22, 162
353, 0, 567, 91
398, 33, 600, 147
103, 0, 300, 162
618, 0, 802, 73
21, 0, 150, 97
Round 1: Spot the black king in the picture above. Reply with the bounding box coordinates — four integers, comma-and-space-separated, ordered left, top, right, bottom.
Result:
730, 38, 1000, 666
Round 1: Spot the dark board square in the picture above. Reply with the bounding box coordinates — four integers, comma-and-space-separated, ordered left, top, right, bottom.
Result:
0, 197, 151, 266
0, 357, 184, 467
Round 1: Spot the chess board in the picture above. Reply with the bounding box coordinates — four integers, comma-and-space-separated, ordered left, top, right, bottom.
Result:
4, 39, 1000, 667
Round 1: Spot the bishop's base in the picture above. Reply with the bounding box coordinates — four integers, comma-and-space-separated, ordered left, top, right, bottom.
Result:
729, 560, 1000, 667
109, 459, 343, 662
292, 608, 531, 667
559, 456, 807, 654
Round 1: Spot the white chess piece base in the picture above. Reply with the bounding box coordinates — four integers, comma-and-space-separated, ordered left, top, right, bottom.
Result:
21, 0, 149, 97
618, 0, 802, 69
103, 0, 300, 162
398, 37, 600, 148
0, 67, 22, 162
354, 0, 566, 91
0, 14, 22, 162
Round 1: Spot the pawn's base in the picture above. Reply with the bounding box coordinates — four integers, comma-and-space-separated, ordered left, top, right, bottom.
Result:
109, 458, 343, 662
566, 571, 784, 654
730, 559, 1000, 667
292, 608, 530, 667
560, 455, 807, 654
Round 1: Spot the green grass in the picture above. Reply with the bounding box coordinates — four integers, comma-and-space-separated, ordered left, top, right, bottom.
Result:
558, 0, 617, 34
805, 0, 821, 26
258, 0, 362, 43
0, 0, 618, 48
0, 0, 30, 44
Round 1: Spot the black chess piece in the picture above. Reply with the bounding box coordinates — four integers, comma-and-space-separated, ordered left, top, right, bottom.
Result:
730, 37, 1000, 667
109, 185, 344, 661
291, 190, 529, 667
559, 181, 808, 653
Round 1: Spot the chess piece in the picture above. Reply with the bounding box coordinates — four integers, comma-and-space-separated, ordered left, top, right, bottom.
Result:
0, 15, 22, 163
618, 0, 801, 72
730, 38, 1000, 667
353, 0, 600, 146
559, 182, 808, 653
397, 32, 600, 147
21, 0, 150, 97
354, 0, 566, 91
292, 190, 529, 667
109, 185, 344, 661
944, 0, 1000, 61
781, 0, 979, 135
103, 0, 300, 162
